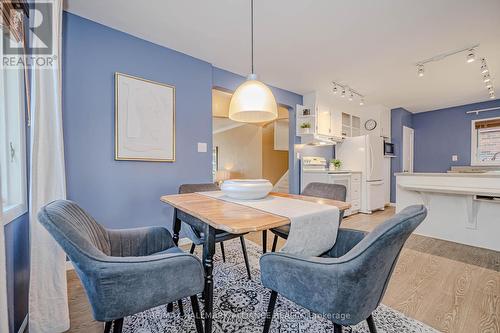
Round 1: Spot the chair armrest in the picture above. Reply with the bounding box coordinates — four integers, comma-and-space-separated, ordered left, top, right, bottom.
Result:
84, 253, 204, 321
107, 226, 175, 257
326, 228, 367, 258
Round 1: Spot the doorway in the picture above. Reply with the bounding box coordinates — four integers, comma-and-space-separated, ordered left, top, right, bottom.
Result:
402, 126, 414, 173
211, 88, 290, 192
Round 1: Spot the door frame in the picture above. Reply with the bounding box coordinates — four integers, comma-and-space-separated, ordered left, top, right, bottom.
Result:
402, 126, 414, 173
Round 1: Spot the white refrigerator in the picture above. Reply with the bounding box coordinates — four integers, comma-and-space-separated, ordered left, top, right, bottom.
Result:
336, 135, 386, 213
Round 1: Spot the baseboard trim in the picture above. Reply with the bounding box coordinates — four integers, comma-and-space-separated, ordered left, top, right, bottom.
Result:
18, 314, 28, 333
66, 260, 74, 271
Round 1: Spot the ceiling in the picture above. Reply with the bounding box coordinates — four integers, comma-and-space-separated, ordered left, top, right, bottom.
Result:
64, 0, 500, 113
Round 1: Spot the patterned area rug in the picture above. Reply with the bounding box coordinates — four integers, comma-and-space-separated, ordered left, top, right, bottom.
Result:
124, 238, 438, 333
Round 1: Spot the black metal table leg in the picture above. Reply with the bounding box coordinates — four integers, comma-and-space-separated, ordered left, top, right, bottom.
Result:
203, 224, 216, 333
172, 208, 181, 246
167, 209, 182, 313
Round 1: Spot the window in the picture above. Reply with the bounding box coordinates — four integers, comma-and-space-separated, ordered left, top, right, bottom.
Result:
471, 117, 500, 166
0, 38, 28, 224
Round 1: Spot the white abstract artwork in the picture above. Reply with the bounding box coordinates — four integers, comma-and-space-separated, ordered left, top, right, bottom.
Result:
115, 73, 175, 161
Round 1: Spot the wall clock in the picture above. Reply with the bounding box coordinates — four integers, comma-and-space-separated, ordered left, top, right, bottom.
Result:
364, 119, 377, 131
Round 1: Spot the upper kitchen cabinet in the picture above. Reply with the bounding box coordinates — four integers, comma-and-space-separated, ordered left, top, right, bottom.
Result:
301, 92, 342, 138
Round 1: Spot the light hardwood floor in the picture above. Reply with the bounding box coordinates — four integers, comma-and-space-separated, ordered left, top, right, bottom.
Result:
66, 208, 500, 333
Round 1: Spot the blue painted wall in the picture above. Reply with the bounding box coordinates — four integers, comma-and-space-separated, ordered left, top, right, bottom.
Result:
4, 214, 30, 333
62, 12, 302, 232
62, 12, 213, 229
390, 107, 413, 202
413, 99, 500, 172
390, 99, 500, 202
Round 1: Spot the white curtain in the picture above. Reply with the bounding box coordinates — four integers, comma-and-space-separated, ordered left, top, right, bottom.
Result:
0, 174, 8, 333
28, 0, 70, 332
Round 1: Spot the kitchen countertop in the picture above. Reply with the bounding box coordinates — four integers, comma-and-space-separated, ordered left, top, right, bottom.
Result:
395, 172, 500, 178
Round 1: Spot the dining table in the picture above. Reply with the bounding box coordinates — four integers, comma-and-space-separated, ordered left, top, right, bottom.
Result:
160, 191, 351, 333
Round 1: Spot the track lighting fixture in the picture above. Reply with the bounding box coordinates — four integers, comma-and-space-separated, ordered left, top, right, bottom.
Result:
466, 49, 476, 63
415, 45, 495, 100
417, 64, 424, 77
331, 81, 365, 105
481, 59, 489, 74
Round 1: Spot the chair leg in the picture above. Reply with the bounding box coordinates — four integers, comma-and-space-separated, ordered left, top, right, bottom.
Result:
112, 318, 124, 333
262, 230, 267, 253
263, 290, 278, 333
104, 321, 112, 333
240, 236, 252, 280
178, 299, 185, 316
190, 243, 196, 254
366, 314, 377, 333
220, 242, 226, 262
190, 295, 204, 333
333, 323, 343, 333
271, 235, 278, 252
167, 302, 173, 312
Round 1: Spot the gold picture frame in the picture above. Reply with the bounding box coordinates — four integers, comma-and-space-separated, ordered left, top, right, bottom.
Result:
115, 72, 176, 162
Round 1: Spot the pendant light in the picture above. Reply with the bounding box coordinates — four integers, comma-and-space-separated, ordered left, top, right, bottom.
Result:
229, 0, 278, 123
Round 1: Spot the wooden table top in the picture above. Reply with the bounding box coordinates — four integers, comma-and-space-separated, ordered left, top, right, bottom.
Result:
160, 192, 351, 234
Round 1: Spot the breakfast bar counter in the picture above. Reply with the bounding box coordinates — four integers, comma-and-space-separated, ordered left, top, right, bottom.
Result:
396, 172, 500, 251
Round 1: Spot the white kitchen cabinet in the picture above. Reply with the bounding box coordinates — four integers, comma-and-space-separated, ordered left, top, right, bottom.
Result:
303, 92, 343, 138
274, 119, 289, 151
379, 107, 391, 138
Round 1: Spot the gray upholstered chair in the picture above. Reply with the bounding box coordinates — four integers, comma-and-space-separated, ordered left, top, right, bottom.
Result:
179, 183, 252, 280
38, 200, 205, 333
260, 205, 427, 333
263, 182, 347, 253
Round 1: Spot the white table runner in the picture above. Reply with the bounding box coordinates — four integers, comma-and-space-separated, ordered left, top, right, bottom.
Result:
198, 191, 340, 257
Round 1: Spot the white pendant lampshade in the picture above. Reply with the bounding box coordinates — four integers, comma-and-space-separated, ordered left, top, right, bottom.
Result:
229, 74, 278, 123
229, 0, 278, 123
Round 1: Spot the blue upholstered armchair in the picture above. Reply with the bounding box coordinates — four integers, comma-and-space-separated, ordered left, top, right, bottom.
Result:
260, 205, 427, 333
38, 200, 205, 333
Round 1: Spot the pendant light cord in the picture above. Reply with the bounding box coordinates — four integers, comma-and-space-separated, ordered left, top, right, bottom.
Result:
251, 0, 254, 74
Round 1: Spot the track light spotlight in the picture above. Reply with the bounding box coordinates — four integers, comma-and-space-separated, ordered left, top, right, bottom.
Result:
348, 91, 354, 101
466, 49, 476, 63
481, 59, 489, 74
486, 82, 493, 89
333, 86, 338, 94
417, 64, 424, 77
341, 89, 346, 97
483, 75, 491, 83
359, 98, 365, 106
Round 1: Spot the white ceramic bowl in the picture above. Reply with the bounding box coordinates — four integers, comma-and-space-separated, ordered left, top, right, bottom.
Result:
221, 179, 273, 200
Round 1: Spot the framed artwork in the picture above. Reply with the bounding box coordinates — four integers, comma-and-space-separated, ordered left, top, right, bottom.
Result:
115, 72, 175, 161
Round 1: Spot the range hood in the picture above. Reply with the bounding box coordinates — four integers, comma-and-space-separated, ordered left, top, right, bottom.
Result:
300, 133, 343, 146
